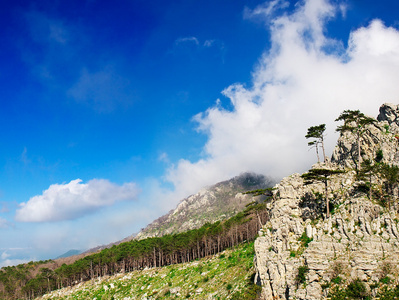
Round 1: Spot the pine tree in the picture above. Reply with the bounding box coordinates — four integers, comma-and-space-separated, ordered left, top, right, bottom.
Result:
335, 110, 375, 172
306, 124, 327, 162
379, 163, 399, 209
301, 168, 345, 218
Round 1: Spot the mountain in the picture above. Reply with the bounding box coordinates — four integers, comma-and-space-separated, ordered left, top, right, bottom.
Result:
4, 103, 399, 300
254, 103, 399, 299
135, 172, 276, 240
80, 172, 275, 253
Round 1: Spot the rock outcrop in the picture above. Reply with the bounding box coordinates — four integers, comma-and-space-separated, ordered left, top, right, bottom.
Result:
332, 103, 399, 168
254, 103, 399, 299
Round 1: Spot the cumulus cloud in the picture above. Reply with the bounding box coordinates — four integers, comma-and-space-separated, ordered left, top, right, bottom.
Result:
164, 0, 399, 199
15, 179, 139, 222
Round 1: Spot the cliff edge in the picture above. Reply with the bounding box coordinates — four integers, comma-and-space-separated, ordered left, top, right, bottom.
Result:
254, 103, 399, 299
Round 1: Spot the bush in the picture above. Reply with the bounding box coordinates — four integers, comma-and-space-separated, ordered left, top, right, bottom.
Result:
346, 279, 368, 299
380, 276, 391, 284
329, 280, 370, 300
296, 265, 309, 285
332, 276, 343, 284
299, 231, 313, 247
379, 285, 399, 300
329, 286, 348, 300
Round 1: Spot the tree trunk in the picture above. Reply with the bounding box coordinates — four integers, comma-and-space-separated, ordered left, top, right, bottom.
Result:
357, 132, 361, 172
316, 143, 320, 163
325, 179, 330, 218
321, 138, 326, 162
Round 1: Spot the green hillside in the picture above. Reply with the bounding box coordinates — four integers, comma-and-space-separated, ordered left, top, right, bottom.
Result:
38, 242, 260, 300
0, 201, 267, 300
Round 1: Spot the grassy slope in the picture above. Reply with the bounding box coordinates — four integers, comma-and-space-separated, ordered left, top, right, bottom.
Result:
38, 242, 259, 300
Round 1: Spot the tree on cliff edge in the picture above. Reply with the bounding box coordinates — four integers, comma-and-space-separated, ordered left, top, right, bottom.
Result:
335, 110, 375, 172
301, 168, 345, 218
306, 124, 327, 163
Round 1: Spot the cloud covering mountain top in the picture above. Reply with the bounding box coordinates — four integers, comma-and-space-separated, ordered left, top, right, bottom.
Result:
165, 0, 399, 200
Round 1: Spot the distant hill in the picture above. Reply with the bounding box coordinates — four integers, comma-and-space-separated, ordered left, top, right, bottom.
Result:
56, 249, 81, 259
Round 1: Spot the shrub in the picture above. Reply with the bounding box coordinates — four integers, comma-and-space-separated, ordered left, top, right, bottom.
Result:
378, 285, 399, 300
295, 265, 309, 285
346, 279, 368, 299
331, 276, 343, 284
321, 282, 331, 290
376, 149, 384, 162
380, 276, 391, 285
299, 231, 313, 248
329, 286, 347, 300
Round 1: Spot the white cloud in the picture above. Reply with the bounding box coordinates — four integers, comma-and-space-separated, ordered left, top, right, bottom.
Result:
0, 258, 31, 268
164, 0, 399, 200
175, 36, 200, 46
158, 152, 170, 164
1, 251, 10, 260
243, 0, 290, 22
0, 247, 34, 268
15, 179, 140, 222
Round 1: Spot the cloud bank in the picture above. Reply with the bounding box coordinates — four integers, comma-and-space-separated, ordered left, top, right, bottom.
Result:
15, 179, 139, 222
165, 0, 399, 199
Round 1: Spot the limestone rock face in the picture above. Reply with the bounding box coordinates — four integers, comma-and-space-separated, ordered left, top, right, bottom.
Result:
331, 103, 399, 169
254, 103, 399, 300
377, 103, 399, 123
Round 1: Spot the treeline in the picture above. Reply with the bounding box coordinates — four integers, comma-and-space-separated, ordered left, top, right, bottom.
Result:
0, 201, 268, 300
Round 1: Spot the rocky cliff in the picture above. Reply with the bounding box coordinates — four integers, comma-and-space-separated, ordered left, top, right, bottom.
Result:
136, 172, 275, 239
254, 103, 399, 299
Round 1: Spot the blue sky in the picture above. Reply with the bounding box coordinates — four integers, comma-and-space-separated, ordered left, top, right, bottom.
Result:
1, 0, 399, 266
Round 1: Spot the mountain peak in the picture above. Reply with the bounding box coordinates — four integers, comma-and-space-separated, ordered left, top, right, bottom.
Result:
135, 172, 276, 240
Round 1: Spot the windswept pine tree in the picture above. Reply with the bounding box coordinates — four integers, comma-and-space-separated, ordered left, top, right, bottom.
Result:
306, 124, 327, 163
335, 110, 375, 172
301, 167, 345, 218
379, 163, 399, 209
